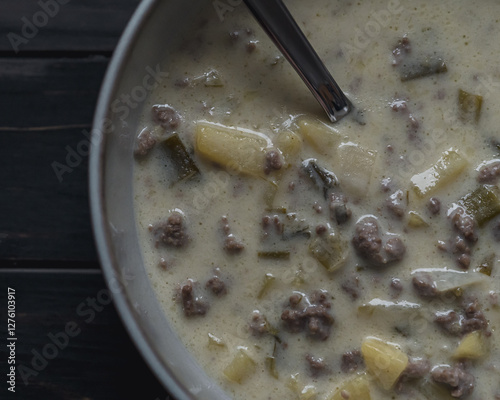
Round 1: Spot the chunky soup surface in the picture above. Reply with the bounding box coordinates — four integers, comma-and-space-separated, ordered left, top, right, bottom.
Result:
133, 1, 500, 399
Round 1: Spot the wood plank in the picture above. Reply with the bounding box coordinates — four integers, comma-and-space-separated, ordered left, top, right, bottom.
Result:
0, 57, 108, 128
0, 57, 109, 262
0, 127, 97, 262
0, 0, 141, 53
0, 269, 172, 399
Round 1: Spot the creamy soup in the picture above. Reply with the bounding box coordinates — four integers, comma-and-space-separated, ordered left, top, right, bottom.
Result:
133, 1, 500, 399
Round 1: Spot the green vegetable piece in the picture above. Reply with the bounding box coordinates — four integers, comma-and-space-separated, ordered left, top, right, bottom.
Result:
257, 273, 276, 299
162, 134, 200, 184
358, 299, 422, 334
329, 375, 371, 400
476, 254, 495, 276
262, 179, 289, 213
302, 158, 338, 199
411, 150, 468, 197
400, 56, 448, 81
207, 332, 226, 348
257, 251, 290, 260
223, 348, 256, 384
265, 356, 279, 379
290, 269, 306, 287
283, 213, 311, 239
254, 313, 281, 341
411, 268, 489, 293
263, 182, 278, 211
358, 299, 421, 316
459, 89, 483, 123
267, 325, 281, 341
407, 211, 429, 228
459, 185, 500, 226
309, 229, 348, 272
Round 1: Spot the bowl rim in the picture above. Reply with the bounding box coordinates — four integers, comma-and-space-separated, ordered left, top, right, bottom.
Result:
89, 1, 193, 398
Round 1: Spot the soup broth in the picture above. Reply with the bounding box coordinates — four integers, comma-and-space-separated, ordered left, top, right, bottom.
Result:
133, 1, 500, 399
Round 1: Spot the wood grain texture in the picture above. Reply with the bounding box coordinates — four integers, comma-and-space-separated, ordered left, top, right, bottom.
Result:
0, 270, 172, 399
0, 127, 97, 262
0, 1, 178, 398
0, 0, 141, 53
0, 58, 109, 262
0, 57, 108, 128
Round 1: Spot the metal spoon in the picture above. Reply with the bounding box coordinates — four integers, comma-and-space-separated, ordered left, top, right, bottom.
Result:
243, 0, 351, 123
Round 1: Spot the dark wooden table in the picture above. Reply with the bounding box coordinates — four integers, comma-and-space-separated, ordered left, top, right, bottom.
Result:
0, 1, 172, 398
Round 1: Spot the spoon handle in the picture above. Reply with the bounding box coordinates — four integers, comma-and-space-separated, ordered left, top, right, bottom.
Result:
243, 0, 350, 122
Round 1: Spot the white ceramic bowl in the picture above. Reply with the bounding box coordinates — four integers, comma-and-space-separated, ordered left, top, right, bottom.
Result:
90, 1, 232, 398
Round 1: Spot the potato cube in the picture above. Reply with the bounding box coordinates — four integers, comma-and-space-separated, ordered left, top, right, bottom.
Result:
453, 330, 486, 359
297, 118, 341, 155
196, 121, 272, 177
275, 130, 303, 163
361, 337, 408, 390
335, 142, 377, 197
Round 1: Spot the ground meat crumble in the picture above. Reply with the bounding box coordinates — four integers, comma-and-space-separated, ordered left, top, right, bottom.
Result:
330, 192, 352, 224
264, 149, 283, 175
149, 212, 188, 247
134, 128, 156, 157
412, 271, 438, 298
386, 189, 406, 218
431, 363, 475, 398
340, 350, 364, 373
340, 275, 361, 300
205, 276, 227, 296
305, 354, 329, 376
427, 197, 441, 215
477, 160, 500, 183
434, 298, 489, 336
396, 358, 430, 392
352, 216, 406, 266
152, 104, 182, 130
176, 280, 208, 317
249, 310, 270, 336
281, 290, 334, 340
221, 216, 245, 254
